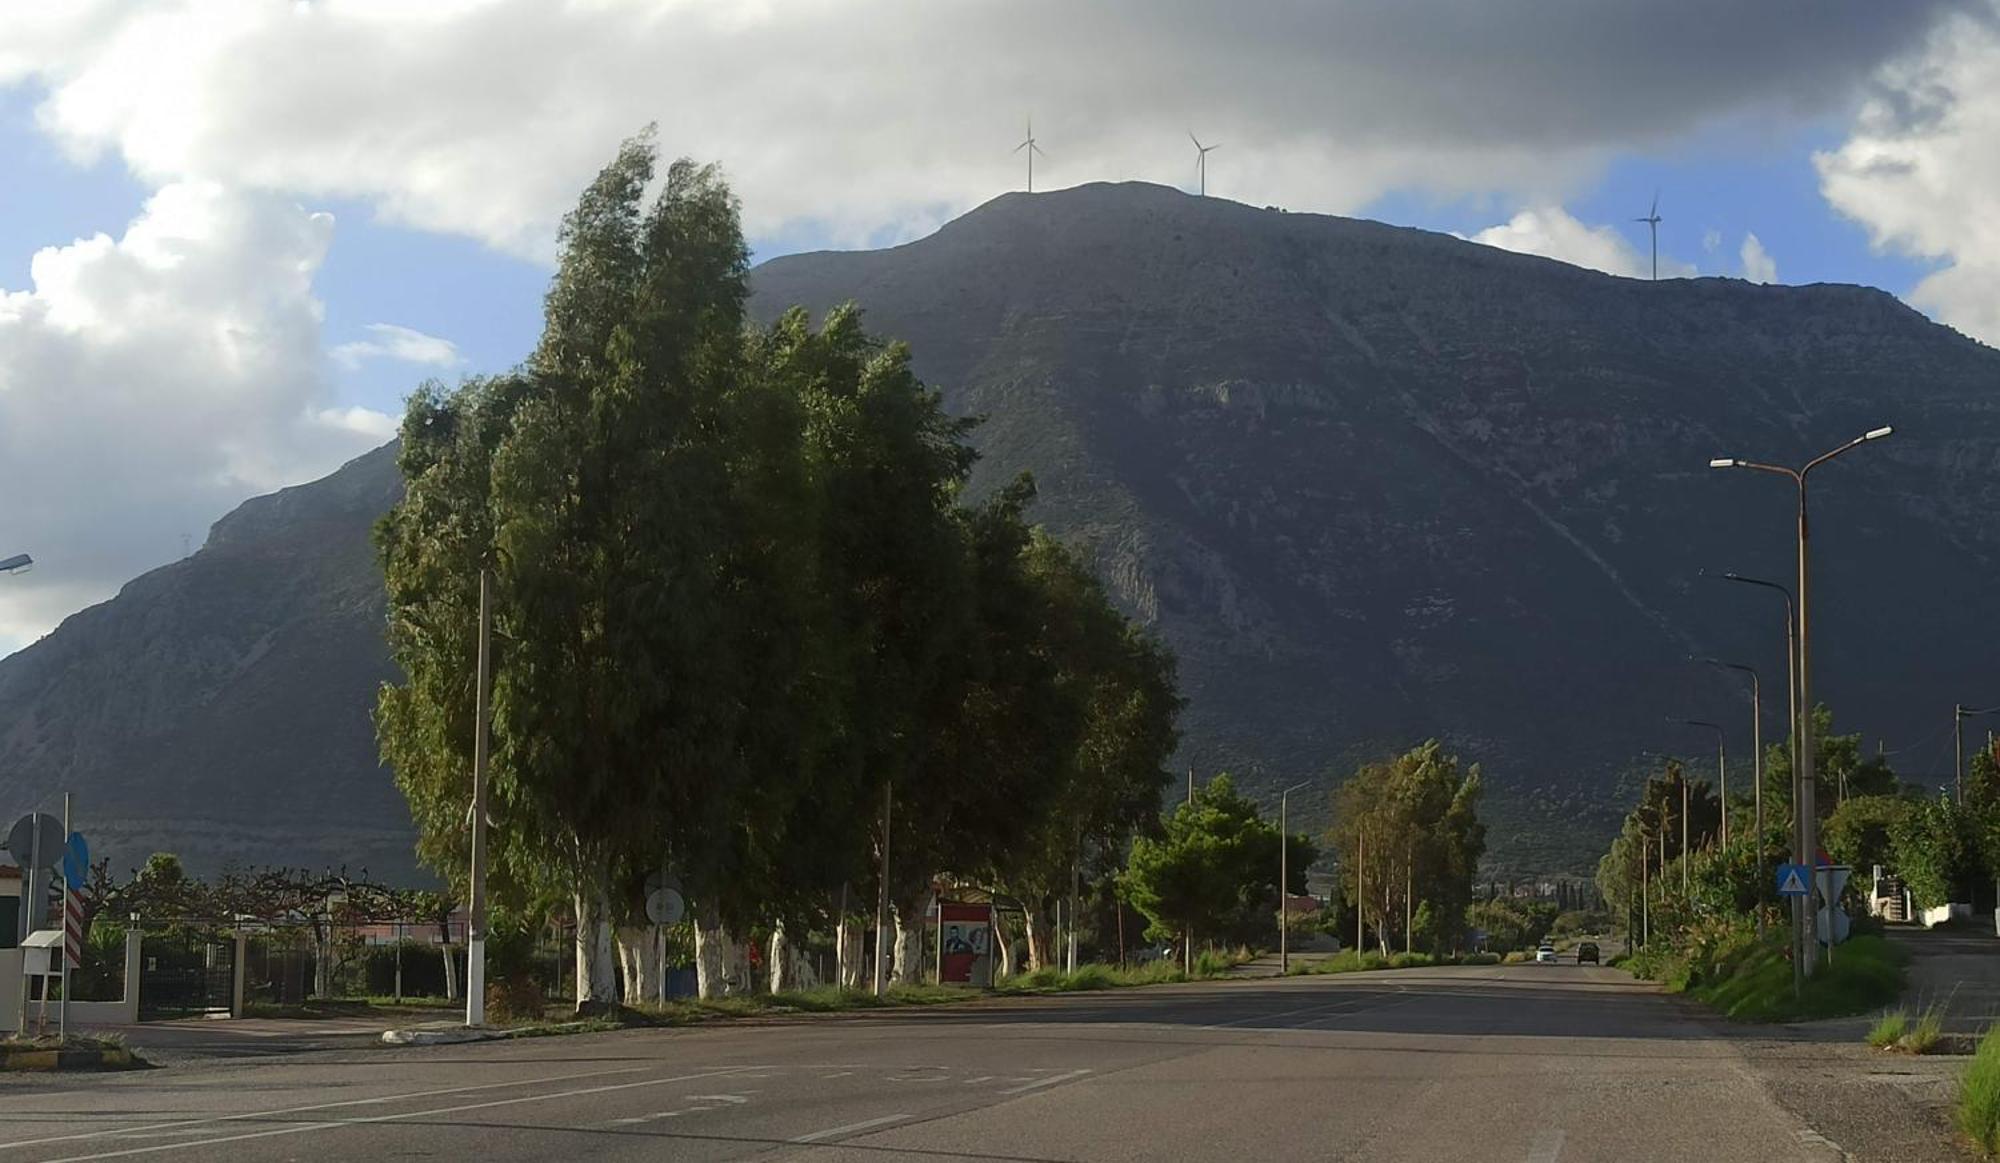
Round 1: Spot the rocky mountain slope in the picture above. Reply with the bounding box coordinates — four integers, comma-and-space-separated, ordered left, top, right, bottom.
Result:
4, 182, 1995, 877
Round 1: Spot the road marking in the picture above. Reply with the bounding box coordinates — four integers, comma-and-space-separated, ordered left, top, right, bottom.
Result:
821, 1070, 853, 1078
790, 1114, 911, 1143
998, 1068, 1091, 1095
0, 1063, 660, 1152
42, 1067, 762, 1162
1525, 1129, 1565, 1163
963, 1075, 993, 1084
688, 1094, 751, 1104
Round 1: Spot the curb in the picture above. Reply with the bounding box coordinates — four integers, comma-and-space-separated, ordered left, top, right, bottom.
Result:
0, 1046, 138, 1071
380, 1026, 509, 1046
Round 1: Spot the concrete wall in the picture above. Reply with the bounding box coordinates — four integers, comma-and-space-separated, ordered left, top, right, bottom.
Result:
0, 929, 141, 1031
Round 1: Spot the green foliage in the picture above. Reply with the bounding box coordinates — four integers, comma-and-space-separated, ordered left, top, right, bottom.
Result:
1120, 775, 1294, 950
1326, 741, 1485, 955
1648, 930, 1907, 1022
1908, 1004, 1946, 1054
1866, 1009, 1909, 1048
1959, 1026, 2000, 1154
375, 132, 1181, 1000
1891, 795, 1978, 909
1824, 795, 1914, 875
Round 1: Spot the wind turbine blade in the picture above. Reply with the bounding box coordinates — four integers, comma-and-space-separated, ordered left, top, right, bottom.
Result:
1650, 190, 1659, 218
1014, 140, 1030, 153
1190, 131, 1202, 149
1032, 143, 1047, 158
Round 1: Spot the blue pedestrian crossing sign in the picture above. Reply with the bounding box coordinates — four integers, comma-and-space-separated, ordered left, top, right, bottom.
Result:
1776, 863, 1811, 897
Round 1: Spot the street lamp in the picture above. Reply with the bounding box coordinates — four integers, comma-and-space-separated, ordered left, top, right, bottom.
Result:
1711, 424, 1892, 979
1667, 717, 1728, 848
1956, 704, 2000, 804
0, 554, 31, 575
1278, 780, 1310, 975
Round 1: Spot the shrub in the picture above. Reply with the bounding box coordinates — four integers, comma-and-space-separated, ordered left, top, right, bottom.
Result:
484, 974, 546, 1024
1460, 952, 1500, 966
1958, 1025, 2000, 1154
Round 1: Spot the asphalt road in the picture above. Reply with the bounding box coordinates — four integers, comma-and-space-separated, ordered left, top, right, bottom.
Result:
0, 964, 1955, 1161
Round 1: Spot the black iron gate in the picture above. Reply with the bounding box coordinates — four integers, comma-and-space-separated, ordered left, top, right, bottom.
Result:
138, 929, 234, 1018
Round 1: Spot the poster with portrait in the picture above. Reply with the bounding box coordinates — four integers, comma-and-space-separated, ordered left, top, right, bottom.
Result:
937, 902, 993, 986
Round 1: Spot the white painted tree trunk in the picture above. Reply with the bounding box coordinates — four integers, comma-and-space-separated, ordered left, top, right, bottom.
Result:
991, 909, 1015, 980
573, 870, 618, 1010
695, 918, 752, 999
1022, 905, 1051, 971
614, 926, 658, 1005
892, 893, 929, 984
835, 913, 863, 989
768, 924, 792, 994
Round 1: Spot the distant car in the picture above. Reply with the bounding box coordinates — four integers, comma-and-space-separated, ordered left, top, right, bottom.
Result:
1535, 943, 1557, 964
1576, 941, 1599, 965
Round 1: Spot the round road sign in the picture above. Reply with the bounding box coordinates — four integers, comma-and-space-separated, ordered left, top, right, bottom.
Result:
5, 813, 63, 871
646, 887, 686, 926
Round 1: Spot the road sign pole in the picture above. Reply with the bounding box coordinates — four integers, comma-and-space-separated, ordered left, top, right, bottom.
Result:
58, 793, 69, 1043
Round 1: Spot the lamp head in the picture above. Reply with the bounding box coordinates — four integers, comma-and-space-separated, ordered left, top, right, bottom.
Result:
1864, 425, 1893, 441
1709, 458, 1738, 469
0, 554, 32, 575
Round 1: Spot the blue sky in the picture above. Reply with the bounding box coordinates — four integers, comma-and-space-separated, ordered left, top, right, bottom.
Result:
0, 0, 1992, 648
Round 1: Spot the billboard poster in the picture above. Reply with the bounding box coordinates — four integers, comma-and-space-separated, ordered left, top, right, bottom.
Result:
937, 902, 993, 986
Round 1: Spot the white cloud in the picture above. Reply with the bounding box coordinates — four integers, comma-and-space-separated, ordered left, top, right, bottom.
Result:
1817, 4, 2000, 343
1739, 232, 1778, 283
331, 323, 461, 371
0, 183, 386, 646
1702, 228, 1722, 253
0, 0, 1971, 258
1468, 206, 1693, 279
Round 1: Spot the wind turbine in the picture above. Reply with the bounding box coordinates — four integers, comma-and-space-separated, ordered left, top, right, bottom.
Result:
1634, 192, 1662, 281
1190, 132, 1219, 197
1014, 117, 1047, 193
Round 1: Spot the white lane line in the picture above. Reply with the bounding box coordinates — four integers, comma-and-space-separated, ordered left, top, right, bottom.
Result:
790, 1114, 911, 1143
1525, 1128, 1565, 1163
687, 1094, 751, 1104
43, 1066, 761, 1163
0, 1063, 659, 1152
963, 1075, 994, 1084
998, 1068, 1091, 1095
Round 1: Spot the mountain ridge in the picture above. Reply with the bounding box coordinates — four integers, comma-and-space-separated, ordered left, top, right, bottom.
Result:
3, 181, 1995, 877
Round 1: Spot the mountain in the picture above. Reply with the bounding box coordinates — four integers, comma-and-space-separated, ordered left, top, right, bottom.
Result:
0, 443, 414, 879
5, 181, 1996, 877
748, 182, 2000, 865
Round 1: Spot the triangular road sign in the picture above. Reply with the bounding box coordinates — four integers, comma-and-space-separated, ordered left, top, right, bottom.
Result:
1778, 867, 1809, 896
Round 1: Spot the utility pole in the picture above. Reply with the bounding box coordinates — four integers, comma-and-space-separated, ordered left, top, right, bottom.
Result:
465, 568, 492, 1028
1355, 832, 1365, 957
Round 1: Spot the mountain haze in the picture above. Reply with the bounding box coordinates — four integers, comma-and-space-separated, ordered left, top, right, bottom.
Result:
4, 181, 1996, 876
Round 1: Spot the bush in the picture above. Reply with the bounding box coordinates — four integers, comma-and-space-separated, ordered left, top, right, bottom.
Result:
1460, 952, 1500, 966
1688, 934, 1906, 1022
1958, 1025, 2000, 1154
485, 974, 546, 1024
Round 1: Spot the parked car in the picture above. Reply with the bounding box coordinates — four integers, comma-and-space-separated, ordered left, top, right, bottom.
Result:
1535, 943, 1557, 964
1576, 941, 1600, 965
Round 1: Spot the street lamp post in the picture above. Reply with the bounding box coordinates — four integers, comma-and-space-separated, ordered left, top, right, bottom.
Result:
1279, 781, 1310, 976
1668, 717, 1727, 849
466, 567, 493, 1027
1712, 425, 1893, 979
1716, 571, 1799, 970
1955, 704, 2000, 804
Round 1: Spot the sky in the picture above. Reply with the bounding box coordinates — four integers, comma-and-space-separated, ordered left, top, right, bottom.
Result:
1, 0, 1997, 651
